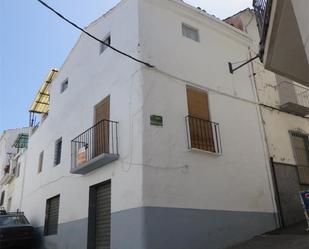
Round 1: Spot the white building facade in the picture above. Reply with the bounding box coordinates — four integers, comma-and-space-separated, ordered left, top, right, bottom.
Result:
226, 8, 309, 228
0, 128, 29, 212
8, 1, 284, 249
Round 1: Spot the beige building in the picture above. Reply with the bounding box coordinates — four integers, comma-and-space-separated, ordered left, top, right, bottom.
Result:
226, 8, 309, 227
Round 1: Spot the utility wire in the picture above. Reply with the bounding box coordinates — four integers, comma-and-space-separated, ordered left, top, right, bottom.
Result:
37, 0, 154, 68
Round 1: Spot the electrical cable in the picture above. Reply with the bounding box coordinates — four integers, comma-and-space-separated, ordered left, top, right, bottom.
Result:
37, 0, 154, 68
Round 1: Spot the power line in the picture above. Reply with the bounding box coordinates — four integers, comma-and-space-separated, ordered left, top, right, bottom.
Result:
37, 0, 154, 68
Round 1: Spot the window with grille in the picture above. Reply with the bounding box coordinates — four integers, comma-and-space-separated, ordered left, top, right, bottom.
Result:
182, 23, 199, 42
16, 163, 21, 178
290, 132, 309, 166
0, 191, 5, 206
44, 195, 60, 236
38, 151, 44, 173
290, 132, 309, 184
54, 138, 62, 166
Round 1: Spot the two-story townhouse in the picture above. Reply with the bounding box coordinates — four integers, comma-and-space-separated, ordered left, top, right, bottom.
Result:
225, 8, 309, 228
20, 1, 279, 249
0, 128, 29, 211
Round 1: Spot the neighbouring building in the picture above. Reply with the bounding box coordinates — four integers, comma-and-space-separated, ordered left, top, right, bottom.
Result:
0, 128, 29, 212
3, 1, 287, 249
253, 0, 309, 87
225, 8, 309, 228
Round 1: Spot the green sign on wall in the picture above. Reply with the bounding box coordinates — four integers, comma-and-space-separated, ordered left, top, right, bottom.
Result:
150, 115, 163, 126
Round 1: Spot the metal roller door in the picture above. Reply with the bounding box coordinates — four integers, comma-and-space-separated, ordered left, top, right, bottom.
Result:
44, 195, 60, 235
95, 182, 111, 249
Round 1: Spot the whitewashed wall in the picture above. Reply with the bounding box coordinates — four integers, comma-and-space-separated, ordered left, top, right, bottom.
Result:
138, 0, 276, 213
21, 0, 145, 227
235, 10, 309, 165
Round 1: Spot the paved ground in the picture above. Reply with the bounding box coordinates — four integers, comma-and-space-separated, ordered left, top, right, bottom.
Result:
226, 222, 309, 249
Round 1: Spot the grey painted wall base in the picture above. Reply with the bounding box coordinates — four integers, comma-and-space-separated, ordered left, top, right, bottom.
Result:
36, 218, 88, 249
36, 207, 276, 249
111, 207, 277, 249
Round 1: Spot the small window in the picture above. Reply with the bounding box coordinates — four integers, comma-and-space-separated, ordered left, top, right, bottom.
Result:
44, 195, 60, 236
0, 191, 5, 206
100, 35, 111, 54
54, 138, 62, 166
61, 79, 68, 93
7, 197, 12, 211
16, 163, 21, 178
182, 23, 199, 42
12, 161, 20, 177
12, 166, 16, 176
38, 151, 44, 173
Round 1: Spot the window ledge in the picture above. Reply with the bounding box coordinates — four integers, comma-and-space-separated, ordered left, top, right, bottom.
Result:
188, 148, 222, 157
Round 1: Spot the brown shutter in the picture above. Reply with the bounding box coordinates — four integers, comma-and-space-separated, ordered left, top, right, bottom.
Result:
186, 87, 214, 152
95, 181, 111, 249
187, 87, 210, 120
95, 97, 110, 155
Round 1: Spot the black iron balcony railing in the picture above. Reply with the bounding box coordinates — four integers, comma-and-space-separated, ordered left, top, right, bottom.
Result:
185, 116, 222, 154
253, 0, 273, 56
71, 119, 119, 174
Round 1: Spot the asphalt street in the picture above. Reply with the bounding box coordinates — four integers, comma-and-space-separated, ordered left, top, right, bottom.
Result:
226, 222, 309, 249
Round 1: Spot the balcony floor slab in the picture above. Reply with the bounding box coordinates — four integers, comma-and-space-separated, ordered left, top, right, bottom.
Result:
71, 153, 119, 175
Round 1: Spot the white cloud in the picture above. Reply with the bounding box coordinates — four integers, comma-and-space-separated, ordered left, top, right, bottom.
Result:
184, 0, 252, 19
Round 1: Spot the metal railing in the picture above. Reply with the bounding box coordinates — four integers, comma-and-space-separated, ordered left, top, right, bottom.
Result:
253, 0, 273, 56
71, 119, 119, 170
278, 81, 309, 108
295, 85, 309, 108
185, 116, 222, 154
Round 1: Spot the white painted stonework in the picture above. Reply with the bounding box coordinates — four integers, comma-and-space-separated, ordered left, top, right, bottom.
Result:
22, 0, 275, 230
3, 1, 293, 249
228, 9, 309, 165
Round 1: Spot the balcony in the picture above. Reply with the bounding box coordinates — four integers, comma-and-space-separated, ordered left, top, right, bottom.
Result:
253, 0, 309, 87
278, 81, 309, 116
185, 116, 222, 154
71, 119, 119, 175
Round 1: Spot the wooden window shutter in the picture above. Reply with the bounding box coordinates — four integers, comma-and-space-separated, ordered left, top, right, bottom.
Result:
95, 96, 110, 155
186, 87, 215, 152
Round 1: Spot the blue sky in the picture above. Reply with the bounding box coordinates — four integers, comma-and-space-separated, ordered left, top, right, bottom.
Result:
0, 0, 252, 132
